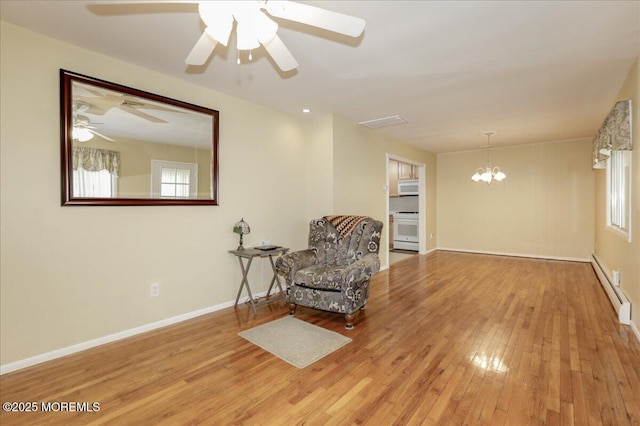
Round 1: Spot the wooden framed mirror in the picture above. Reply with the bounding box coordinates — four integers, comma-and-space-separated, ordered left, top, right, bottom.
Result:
60, 69, 219, 206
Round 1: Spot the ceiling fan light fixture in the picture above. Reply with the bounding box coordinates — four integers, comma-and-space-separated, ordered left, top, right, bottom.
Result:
235, 9, 278, 51
251, 10, 278, 44
199, 3, 234, 46
235, 18, 261, 51
204, 18, 233, 47
73, 127, 94, 142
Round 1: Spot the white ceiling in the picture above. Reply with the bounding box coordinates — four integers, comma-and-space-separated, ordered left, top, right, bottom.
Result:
2, 1, 639, 153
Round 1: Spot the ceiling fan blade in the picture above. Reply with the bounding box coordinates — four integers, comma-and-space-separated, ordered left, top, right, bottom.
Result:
261, 34, 298, 72
88, 129, 115, 142
264, 1, 365, 37
120, 105, 168, 123
185, 32, 218, 65
122, 96, 186, 113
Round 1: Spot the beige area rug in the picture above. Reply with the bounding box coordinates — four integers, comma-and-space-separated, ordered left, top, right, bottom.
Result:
238, 316, 352, 368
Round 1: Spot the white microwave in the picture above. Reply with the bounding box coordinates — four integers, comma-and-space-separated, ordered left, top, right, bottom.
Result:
398, 179, 419, 196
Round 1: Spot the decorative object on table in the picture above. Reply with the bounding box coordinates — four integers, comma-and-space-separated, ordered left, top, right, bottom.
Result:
275, 216, 383, 329
233, 218, 250, 250
255, 244, 279, 251
238, 316, 352, 369
471, 131, 506, 184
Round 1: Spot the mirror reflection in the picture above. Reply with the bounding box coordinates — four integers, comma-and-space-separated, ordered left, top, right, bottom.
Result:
61, 70, 219, 205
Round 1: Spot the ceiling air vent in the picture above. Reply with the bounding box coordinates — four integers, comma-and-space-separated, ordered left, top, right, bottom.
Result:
358, 115, 408, 129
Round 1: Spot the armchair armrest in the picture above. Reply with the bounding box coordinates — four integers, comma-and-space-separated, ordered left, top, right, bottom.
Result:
275, 249, 319, 283
343, 253, 381, 289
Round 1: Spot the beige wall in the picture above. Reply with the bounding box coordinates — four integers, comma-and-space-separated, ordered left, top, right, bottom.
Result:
594, 56, 640, 327
437, 139, 595, 260
332, 117, 438, 263
0, 22, 312, 365
305, 115, 334, 220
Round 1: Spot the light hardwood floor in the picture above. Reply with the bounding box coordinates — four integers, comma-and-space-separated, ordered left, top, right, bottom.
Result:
1, 251, 639, 425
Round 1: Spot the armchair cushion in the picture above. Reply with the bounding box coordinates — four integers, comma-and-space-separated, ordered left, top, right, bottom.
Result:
294, 264, 348, 291
293, 253, 381, 291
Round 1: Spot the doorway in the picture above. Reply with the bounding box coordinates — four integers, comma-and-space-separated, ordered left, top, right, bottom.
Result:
386, 155, 426, 267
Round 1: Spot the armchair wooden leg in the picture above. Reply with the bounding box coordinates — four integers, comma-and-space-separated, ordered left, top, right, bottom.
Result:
345, 312, 355, 330
288, 303, 297, 316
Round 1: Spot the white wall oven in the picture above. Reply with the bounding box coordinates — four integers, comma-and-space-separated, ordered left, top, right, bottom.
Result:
393, 212, 419, 251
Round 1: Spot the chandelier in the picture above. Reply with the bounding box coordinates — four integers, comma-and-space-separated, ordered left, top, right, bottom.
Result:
471, 132, 506, 184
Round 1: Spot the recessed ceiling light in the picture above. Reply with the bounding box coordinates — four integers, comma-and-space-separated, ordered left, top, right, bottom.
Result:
302, 108, 311, 113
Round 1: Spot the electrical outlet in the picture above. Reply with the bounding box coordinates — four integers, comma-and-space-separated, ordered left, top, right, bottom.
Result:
150, 283, 160, 298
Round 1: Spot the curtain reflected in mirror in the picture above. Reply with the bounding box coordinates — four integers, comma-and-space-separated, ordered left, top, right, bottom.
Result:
72, 147, 120, 197
61, 69, 219, 206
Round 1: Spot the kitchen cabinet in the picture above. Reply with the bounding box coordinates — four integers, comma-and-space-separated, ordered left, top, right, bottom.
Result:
399, 162, 418, 180
389, 159, 418, 197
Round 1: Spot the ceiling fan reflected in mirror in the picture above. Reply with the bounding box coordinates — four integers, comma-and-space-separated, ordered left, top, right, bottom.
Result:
72, 113, 115, 142
96, 1, 366, 72
73, 85, 172, 123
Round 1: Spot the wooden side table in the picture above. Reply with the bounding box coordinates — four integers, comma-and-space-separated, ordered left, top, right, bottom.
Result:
229, 246, 289, 314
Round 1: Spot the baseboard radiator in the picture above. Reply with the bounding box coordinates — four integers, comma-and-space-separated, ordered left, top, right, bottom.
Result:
591, 254, 631, 325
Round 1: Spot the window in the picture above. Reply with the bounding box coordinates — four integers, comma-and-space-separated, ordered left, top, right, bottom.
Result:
151, 160, 198, 199
73, 169, 117, 198
607, 150, 632, 241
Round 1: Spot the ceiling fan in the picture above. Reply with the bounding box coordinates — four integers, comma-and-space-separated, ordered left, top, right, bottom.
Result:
73, 113, 115, 142
96, 1, 366, 72
74, 85, 171, 123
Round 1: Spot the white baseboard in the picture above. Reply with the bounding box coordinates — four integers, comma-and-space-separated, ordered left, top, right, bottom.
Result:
0, 292, 267, 375
420, 248, 437, 256
437, 247, 590, 263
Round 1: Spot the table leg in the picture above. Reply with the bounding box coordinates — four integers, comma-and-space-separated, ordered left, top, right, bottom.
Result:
265, 255, 285, 297
234, 256, 257, 314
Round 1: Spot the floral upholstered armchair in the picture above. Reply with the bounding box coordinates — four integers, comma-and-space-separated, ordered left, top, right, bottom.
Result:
275, 216, 383, 329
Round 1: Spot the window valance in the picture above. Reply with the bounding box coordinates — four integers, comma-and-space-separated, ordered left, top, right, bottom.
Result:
72, 147, 120, 176
593, 100, 632, 169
